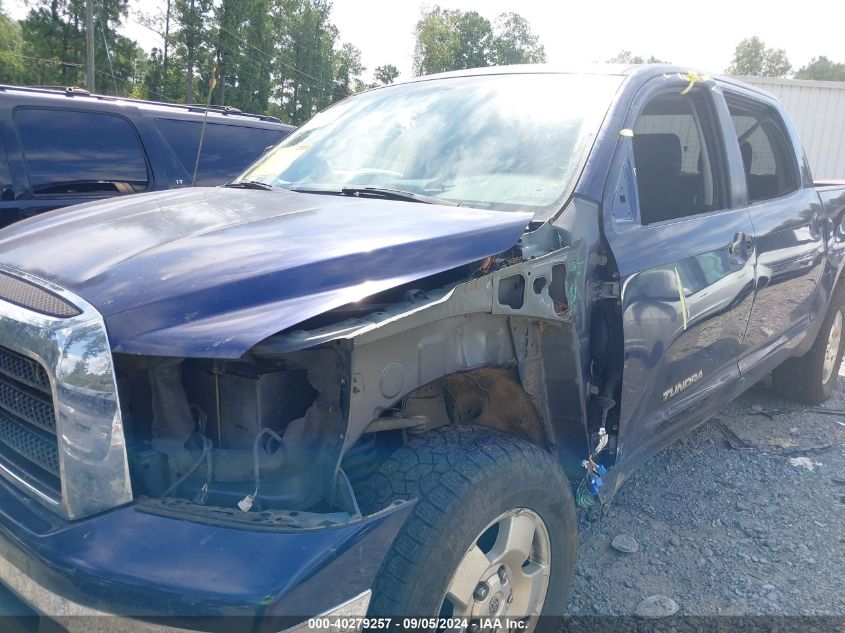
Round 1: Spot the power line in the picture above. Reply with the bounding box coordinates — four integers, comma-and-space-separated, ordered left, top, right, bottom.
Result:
217, 24, 334, 92
0, 50, 172, 102
0, 51, 83, 68
100, 19, 118, 93
95, 67, 171, 102
164, 12, 336, 91
128, 14, 167, 42
217, 36, 331, 97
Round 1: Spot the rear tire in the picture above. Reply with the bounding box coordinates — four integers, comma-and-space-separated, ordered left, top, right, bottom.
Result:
772, 295, 845, 404
358, 425, 576, 629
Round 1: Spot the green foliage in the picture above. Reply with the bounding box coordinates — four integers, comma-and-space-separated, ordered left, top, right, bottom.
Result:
269, 0, 338, 124
172, 0, 213, 104
12, 0, 144, 93
0, 0, 382, 125
412, 6, 544, 76
333, 42, 365, 100
413, 7, 491, 76
795, 56, 845, 82
0, 11, 26, 84
373, 63, 399, 85
607, 50, 669, 64
491, 13, 545, 65
727, 37, 791, 77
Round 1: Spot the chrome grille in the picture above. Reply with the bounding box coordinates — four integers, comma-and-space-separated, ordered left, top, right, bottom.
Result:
0, 271, 81, 318
0, 410, 59, 475
0, 373, 55, 433
0, 264, 132, 519
0, 345, 51, 392
0, 345, 59, 490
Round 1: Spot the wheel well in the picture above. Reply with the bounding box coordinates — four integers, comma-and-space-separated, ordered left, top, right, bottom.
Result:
342, 368, 554, 504
436, 367, 550, 446
370, 366, 552, 450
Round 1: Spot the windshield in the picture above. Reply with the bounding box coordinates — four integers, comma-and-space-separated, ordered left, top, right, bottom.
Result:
237, 73, 623, 215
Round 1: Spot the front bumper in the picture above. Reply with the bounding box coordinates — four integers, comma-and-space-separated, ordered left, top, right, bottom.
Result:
0, 561, 371, 633
0, 473, 412, 631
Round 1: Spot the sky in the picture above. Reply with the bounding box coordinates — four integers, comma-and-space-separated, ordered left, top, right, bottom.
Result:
6, 0, 845, 83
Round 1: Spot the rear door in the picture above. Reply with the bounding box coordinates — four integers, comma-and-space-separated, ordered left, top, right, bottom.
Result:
603, 78, 756, 473
721, 91, 824, 375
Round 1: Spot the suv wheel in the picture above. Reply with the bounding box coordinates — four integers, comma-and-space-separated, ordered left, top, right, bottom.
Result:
773, 296, 845, 404
357, 425, 576, 629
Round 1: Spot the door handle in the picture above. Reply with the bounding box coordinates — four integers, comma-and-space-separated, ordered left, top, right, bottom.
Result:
728, 232, 754, 261
728, 232, 745, 256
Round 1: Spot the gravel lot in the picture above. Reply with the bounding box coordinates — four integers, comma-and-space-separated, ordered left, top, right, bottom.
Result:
568, 369, 845, 619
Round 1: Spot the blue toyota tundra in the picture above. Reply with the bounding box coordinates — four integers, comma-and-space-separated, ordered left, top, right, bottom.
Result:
0, 64, 842, 631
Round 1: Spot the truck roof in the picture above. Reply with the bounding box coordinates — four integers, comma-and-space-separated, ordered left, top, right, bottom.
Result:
0, 84, 293, 130
394, 63, 778, 101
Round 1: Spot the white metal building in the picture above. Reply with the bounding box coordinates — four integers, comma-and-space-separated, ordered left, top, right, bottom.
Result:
737, 76, 845, 180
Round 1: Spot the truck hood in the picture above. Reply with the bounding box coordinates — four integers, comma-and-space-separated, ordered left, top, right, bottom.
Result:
0, 188, 531, 357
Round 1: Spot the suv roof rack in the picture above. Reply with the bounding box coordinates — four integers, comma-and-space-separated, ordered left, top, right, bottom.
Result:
0, 84, 285, 124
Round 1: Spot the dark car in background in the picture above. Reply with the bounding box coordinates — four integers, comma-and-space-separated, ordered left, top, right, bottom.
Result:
0, 85, 293, 227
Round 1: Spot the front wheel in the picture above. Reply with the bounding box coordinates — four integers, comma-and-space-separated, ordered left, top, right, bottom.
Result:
357, 426, 576, 629
773, 297, 845, 404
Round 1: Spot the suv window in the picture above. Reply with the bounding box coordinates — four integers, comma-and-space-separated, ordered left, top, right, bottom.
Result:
725, 93, 799, 203
14, 108, 148, 196
154, 119, 285, 186
631, 90, 727, 224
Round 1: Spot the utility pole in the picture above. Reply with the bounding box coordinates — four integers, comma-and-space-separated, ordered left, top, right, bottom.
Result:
85, 0, 95, 92
163, 0, 171, 76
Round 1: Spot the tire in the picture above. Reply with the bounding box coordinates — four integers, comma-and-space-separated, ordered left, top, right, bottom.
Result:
357, 425, 576, 627
772, 294, 845, 404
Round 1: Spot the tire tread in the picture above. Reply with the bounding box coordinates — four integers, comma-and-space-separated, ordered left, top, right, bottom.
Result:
357, 425, 573, 616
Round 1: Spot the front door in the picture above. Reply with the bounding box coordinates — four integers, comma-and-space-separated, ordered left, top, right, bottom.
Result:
604, 80, 756, 476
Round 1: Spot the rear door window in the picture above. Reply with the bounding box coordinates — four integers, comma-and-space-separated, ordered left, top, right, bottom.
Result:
154, 119, 285, 186
14, 108, 148, 196
724, 93, 799, 203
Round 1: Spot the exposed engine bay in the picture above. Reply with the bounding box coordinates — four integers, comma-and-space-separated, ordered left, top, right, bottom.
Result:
113, 210, 620, 526
113, 262, 496, 526
115, 348, 355, 526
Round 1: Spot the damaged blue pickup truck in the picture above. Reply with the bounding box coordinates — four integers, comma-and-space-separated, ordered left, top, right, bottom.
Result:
0, 64, 843, 631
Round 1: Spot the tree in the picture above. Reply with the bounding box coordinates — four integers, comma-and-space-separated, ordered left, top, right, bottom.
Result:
0, 0, 403, 125
0, 9, 27, 85
491, 12, 545, 65
795, 56, 845, 82
214, 0, 246, 107
607, 50, 668, 64
373, 63, 399, 85
270, 0, 338, 124
14, 0, 143, 94
333, 42, 364, 99
412, 7, 492, 76
412, 7, 545, 76
172, 0, 212, 104
136, 1, 183, 101
727, 37, 791, 77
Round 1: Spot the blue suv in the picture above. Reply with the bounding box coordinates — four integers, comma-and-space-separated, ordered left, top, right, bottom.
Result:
0, 85, 293, 228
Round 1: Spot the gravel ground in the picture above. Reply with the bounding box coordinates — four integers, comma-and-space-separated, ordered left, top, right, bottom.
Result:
567, 370, 845, 618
